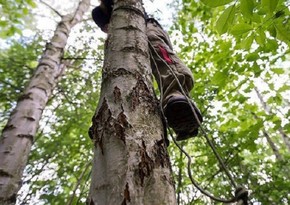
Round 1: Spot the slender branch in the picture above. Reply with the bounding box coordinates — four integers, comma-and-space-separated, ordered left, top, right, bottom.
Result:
251, 112, 283, 160
66, 160, 92, 205
39, 0, 63, 17
76, 170, 92, 204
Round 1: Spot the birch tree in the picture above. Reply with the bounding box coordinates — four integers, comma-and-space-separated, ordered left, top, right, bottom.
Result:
0, 0, 90, 204
87, 0, 176, 204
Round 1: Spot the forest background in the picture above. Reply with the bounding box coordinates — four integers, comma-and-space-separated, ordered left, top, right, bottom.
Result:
0, 0, 289, 204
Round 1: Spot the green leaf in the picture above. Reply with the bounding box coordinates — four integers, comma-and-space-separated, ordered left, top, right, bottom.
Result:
253, 62, 262, 77
274, 23, 290, 43
200, 0, 234, 7
237, 95, 248, 103
285, 123, 290, 133
0, 20, 8, 27
23, 7, 29, 15
278, 84, 290, 92
240, 0, 254, 19
255, 29, 266, 46
261, 0, 279, 13
252, 13, 262, 23
211, 70, 228, 88
216, 5, 236, 34
246, 52, 259, 61
272, 68, 284, 74
268, 25, 277, 37
265, 39, 278, 52
241, 33, 254, 50
230, 23, 252, 35
26, 0, 37, 8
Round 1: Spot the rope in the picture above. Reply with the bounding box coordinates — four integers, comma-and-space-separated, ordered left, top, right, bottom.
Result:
148, 38, 249, 204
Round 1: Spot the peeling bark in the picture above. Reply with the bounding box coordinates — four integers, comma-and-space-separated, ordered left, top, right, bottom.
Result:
87, 0, 176, 204
121, 183, 131, 205
0, 0, 90, 204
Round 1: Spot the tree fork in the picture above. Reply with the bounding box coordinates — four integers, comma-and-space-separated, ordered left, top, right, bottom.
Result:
87, 0, 176, 204
0, 0, 90, 204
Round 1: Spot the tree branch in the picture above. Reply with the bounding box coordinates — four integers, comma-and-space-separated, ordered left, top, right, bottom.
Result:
39, 0, 63, 17
66, 160, 92, 205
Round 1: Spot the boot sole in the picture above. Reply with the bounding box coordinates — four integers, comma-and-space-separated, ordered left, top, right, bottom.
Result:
164, 97, 203, 140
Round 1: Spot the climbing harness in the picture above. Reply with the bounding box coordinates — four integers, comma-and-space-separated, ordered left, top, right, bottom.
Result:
148, 39, 249, 204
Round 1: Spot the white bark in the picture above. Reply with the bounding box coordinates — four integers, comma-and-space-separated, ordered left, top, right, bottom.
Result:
0, 0, 90, 204
87, 0, 176, 204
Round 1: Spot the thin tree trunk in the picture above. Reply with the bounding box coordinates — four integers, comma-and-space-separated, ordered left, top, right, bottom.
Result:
254, 87, 290, 152
87, 0, 176, 204
251, 111, 282, 160
0, 1, 90, 204
262, 130, 282, 161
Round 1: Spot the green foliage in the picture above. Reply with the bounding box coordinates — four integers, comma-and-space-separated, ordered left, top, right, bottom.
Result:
240, 0, 254, 18
172, 0, 290, 204
0, 0, 36, 37
200, 0, 234, 8
216, 5, 236, 34
0, 36, 43, 128
201, 0, 290, 47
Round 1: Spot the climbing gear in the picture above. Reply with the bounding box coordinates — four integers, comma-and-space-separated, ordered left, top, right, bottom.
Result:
92, 5, 249, 202
164, 95, 203, 141
147, 18, 201, 140
147, 19, 249, 204
171, 129, 249, 204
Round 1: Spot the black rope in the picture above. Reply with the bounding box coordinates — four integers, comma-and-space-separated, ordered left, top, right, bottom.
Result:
169, 128, 249, 204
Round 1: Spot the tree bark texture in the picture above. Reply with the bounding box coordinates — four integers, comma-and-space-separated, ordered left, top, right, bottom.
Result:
87, 0, 176, 204
0, 0, 90, 204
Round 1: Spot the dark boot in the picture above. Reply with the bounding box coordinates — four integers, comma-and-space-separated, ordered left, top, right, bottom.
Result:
164, 95, 203, 141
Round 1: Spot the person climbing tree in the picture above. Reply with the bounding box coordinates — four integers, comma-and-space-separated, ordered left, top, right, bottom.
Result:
92, 0, 203, 141
89, 1, 250, 205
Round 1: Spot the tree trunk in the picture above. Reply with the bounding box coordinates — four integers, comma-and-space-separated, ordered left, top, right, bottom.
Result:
87, 0, 176, 204
262, 130, 282, 161
251, 111, 282, 160
0, 1, 90, 204
254, 87, 290, 152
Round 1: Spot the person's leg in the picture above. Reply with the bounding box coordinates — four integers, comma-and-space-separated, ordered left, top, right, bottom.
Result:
146, 18, 202, 140
147, 19, 193, 106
